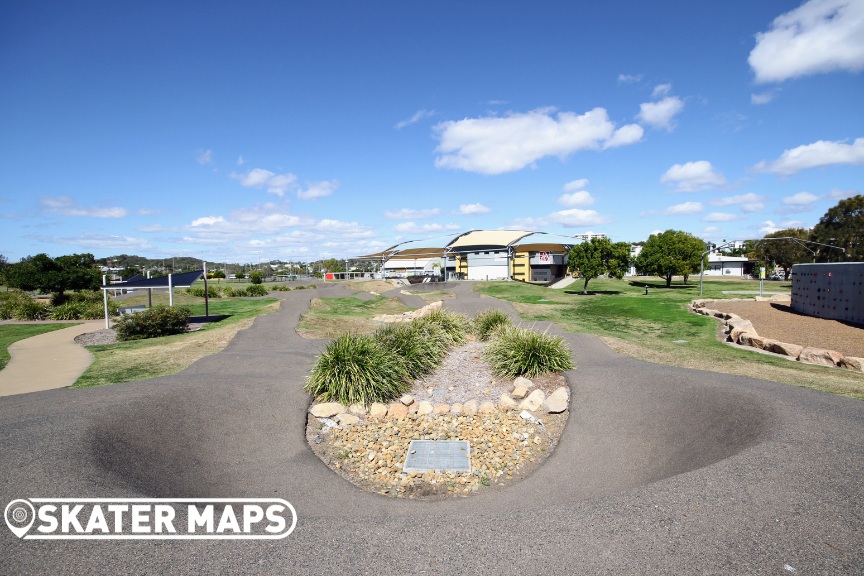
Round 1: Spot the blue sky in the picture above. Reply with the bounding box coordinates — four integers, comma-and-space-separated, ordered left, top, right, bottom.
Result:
1, 0, 863, 263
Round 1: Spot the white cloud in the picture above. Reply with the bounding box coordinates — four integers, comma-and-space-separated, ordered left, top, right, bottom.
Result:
558, 191, 595, 207
753, 137, 864, 175
652, 83, 672, 98
434, 107, 643, 174
384, 208, 440, 220
704, 212, 742, 222
28, 233, 150, 250
759, 220, 781, 235
41, 196, 128, 218
396, 109, 436, 129
231, 168, 299, 197
749, 0, 864, 83
563, 178, 589, 192
549, 208, 613, 227
315, 219, 376, 238
297, 180, 338, 200
702, 226, 722, 236
637, 96, 684, 130
660, 161, 727, 192
663, 201, 704, 215
751, 91, 777, 105
237, 155, 245, 166
136, 224, 164, 233
458, 203, 490, 215
711, 192, 766, 212
196, 149, 213, 165
617, 73, 642, 84
783, 191, 821, 205
829, 187, 857, 200
190, 216, 226, 227
393, 221, 460, 234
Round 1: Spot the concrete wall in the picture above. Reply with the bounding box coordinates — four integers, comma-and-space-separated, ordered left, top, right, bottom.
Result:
791, 262, 864, 325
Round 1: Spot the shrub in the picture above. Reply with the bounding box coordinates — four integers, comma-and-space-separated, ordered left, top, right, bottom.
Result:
484, 325, 574, 378
115, 305, 191, 341
13, 298, 51, 320
68, 290, 104, 303
415, 309, 471, 346
272, 285, 291, 292
374, 322, 447, 378
187, 285, 222, 298
0, 290, 33, 320
305, 333, 410, 406
245, 284, 268, 297
249, 272, 263, 285
473, 309, 512, 341
51, 302, 86, 320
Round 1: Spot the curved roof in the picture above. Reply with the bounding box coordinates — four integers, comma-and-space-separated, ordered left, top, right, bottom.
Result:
511, 232, 583, 251
446, 230, 534, 250
379, 232, 466, 260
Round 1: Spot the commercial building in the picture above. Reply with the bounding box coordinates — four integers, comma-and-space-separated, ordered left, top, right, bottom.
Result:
356, 230, 581, 283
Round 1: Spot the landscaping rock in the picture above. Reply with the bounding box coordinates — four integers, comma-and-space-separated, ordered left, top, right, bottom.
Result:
726, 318, 752, 331
450, 402, 463, 415
730, 326, 755, 343
400, 394, 414, 406
543, 387, 569, 414
348, 404, 367, 416
433, 403, 450, 416
737, 331, 760, 346
309, 402, 344, 418
417, 401, 434, 416
388, 403, 409, 419
839, 357, 864, 372
462, 400, 478, 416
368, 403, 388, 419
519, 389, 546, 412
511, 383, 530, 399
498, 394, 517, 410
478, 401, 496, 414
513, 376, 533, 389
336, 413, 360, 426
766, 341, 804, 358
798, 347, 844, 367
748, 336, 776, 350
407, 401, 419, 415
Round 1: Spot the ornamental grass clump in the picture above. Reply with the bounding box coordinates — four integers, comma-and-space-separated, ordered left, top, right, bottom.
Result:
484, 324, 574, 378
473, 308, 512, 341
305, 333, 410, 406
415, 309, 470, 346
375, 321, 447, 379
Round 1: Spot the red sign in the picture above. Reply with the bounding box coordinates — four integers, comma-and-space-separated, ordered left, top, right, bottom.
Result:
538, 251, 550, 263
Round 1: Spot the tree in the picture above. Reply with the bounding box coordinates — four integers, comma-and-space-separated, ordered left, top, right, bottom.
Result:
811, 194, 863, 261
3, 253, 100, 302
321, 258, 345, 273
249, 271, 263, 285
757, 229, 812, 280
211, 269, 226, 283
120, 266, 142, 280
567, 238, 631, 294
635, 230, 706, 287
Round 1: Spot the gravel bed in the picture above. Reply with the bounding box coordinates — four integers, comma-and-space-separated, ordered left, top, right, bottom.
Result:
307, 337, 569, 498
706, 298, 864, 358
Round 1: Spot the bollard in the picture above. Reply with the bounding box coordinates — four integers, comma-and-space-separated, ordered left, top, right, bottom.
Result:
645, 285, 649, 295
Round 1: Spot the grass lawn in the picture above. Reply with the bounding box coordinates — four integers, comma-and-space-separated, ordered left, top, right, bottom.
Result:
475, 277, 864, 400
297, 295, 409, 339
73, 298, 279, 388
0, 324, 79, 371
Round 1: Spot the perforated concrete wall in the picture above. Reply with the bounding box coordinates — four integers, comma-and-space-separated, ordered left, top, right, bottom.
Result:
791, 262, 864, 325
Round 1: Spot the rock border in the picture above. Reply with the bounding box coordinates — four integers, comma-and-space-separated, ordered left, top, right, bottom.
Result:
307, 379, 570, 498
690, 298, 864, 373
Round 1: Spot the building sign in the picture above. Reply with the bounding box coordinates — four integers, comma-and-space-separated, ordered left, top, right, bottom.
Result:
538, 251, 550, 264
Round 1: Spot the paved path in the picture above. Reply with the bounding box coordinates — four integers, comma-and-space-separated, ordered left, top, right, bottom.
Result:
1, 283, 862, 575
0, 321, 102, 397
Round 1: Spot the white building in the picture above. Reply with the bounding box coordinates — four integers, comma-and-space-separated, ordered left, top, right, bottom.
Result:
703, 253, 752, 276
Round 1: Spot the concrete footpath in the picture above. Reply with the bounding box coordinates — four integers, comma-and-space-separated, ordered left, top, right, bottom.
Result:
0, 321, 101, 397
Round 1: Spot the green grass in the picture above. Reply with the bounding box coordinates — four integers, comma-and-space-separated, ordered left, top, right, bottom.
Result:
0, 323, 79, 371
475, 277, 864, 400
73, 298, 278, 388
297, 295, 409, 338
